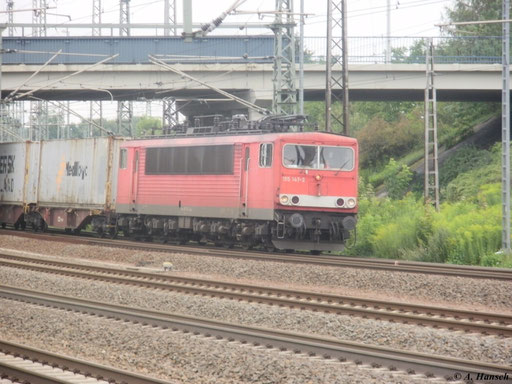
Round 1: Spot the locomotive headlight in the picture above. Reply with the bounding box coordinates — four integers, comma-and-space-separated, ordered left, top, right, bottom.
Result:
336, 198, 345, 207
315, 174, 322, 181
291, 196, 300, 205
280, 195, 289, 205
346, 198, 357, 208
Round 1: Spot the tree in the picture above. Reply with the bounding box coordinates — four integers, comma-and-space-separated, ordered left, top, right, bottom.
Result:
135, 116, 162, 137
438, 0, 501, 63
443, 0, 501, 37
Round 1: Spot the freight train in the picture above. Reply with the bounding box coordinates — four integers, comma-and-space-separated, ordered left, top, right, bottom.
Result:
0, 115, 358, 252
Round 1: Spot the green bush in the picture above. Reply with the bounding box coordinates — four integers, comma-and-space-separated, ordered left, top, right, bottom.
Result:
383, 159, 413, 199
348, 182, 509, 268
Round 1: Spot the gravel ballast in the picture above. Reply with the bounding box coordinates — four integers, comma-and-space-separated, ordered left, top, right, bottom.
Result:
0, 265, 511, 366
0, 299, 439, 384
1, 234, 510, 382
1, 235, 511, 313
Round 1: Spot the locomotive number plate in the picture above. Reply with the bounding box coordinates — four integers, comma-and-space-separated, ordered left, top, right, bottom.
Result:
282, 176, 306, 183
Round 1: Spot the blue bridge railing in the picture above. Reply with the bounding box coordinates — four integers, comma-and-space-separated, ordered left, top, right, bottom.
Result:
305, 36, 502, 64
2, 35, 502, 65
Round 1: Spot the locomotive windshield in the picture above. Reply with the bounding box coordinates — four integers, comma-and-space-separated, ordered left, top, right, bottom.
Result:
283, 144, 354, 171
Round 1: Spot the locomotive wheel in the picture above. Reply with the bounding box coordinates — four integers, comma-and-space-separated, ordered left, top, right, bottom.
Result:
265, 245, 278, 253
14, 223, 19, 230
1, 223, 6, 229
310, 250, 322, 255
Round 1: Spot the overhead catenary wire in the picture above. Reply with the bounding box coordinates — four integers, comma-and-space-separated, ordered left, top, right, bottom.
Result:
5, 49, 62, 101
149, 55, 271, 116
193, 0, 249, 36
30, 96, 114, 136
12, 53, 119, 100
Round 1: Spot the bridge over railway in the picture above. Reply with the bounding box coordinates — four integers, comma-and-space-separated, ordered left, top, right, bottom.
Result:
0, 35, 505, 118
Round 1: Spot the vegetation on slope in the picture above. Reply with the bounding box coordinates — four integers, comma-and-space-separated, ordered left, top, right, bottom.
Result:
348, 141, 512, 268
308, 1, 511, 267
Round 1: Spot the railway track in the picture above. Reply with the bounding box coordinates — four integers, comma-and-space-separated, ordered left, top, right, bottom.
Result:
0, 284, 509, 382
2, 229, 512, 280
1, 251, 511, 338
0, 340, 169, 384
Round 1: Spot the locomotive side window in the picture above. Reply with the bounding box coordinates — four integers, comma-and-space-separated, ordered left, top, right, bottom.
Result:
259, 143, 273, 167
119, 149, 128, 169
283, 144, 354, 171
145, 145, 234, 175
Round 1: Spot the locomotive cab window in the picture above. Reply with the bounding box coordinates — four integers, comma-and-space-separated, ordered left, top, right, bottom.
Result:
119, 149, 128, 169
283, 144, 354, 171
259, 143, 273, 167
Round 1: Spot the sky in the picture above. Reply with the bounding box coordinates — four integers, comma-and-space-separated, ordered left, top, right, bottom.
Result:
0, 0, 453, 38
0, 0, 455, 123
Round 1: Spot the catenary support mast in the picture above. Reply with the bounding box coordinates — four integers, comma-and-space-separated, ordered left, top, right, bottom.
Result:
118, 0, 133, 136
424, 38, 440, 211
325, 0, 349, 134
271, 0, 297, 116
502, 0, 511, 252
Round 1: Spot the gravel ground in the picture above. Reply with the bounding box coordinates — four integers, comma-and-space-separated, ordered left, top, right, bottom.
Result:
1, 234, 512, 314
1, 266, 511, 366
0, 299, 442, 384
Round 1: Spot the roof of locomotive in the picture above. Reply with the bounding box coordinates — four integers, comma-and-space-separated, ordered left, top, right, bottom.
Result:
121, 131, 358, 148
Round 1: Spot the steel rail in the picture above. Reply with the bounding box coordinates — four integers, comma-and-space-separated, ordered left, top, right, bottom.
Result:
0, 360, 70, 384
2, 229, 512, 280
0, 340, 170, 384
0, 285, 509, 381
1, 252, 511, 338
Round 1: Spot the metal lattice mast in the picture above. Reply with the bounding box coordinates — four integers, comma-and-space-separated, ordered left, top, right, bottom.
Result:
6, 0, 14, 37
119, 0, 130, 36
325, 0, 349, 134
424, 38, 440, 211
118, 0, 133, 136
89, 101, 103, 136
298, 0, 304, 115
92, 0, 102, 36
32, 0, 46, 37
117, 100, 133, 136
91, 0, 103, 136
502, 0, 511, 252
270, 0, 297, 116
0, 25, 4, 142
162, 97, 178, 134
164, 0, 177, 36
30, 0, 47, 141
162, 0, 177, 131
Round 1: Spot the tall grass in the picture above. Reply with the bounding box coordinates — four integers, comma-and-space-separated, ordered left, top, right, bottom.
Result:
348, 183, 510, 268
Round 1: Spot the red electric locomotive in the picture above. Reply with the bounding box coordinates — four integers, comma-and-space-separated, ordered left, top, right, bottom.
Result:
114, 115, 358, 252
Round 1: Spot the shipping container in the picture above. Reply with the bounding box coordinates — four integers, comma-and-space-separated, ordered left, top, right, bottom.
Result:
37, 137, 120, 209
0, 137, 123, 230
